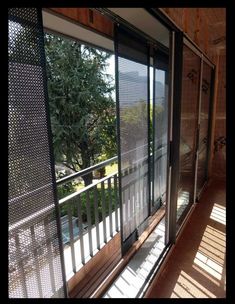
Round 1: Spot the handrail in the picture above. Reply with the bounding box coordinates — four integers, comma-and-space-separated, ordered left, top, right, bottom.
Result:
58, 171, 118, 207
56, 156, 118, 186
56, 143, 150, 187
59, 148, 168, 206
56, 142, 167, 186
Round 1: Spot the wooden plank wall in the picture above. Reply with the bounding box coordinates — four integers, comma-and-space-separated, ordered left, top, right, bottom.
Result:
161, 8, 226, 180
161, 8, 213, 59
210, 50, 226, 179
49, 8, 113, 38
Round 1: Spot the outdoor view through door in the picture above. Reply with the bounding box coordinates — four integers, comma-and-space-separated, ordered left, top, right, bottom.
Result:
44, 30, 120, 278
44, 20, 170, 273
116, 25, 149, 254
43, 17, 171, 288
115, 24, 170, 254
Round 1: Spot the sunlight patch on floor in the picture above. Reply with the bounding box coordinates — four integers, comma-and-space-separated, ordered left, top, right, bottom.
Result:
191, 202, 226, 288
194, 251, 222, 280
170, 270, 216, 298
209, 203, 226, 225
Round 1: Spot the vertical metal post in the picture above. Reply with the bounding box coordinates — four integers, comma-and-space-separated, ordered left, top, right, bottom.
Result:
30, 225, 43, 297
37, 9, 68, 297
165, 30, 183, 245
101, 181, 107, 244
86, 190, 93, 257
14, 233, 28, 297
165, 31, 174, 246
93, 186, 100, 250
108, 178, 113, 237
147, 44, 151, 216
193, 56, 203, 203
77, 195, 85, 265
205, 66, 215, 181
114, 174, 119, 232
114, 23, 125, 254
44, 216, 56, 294
68, 203, 76, 273
152, 48, 156, 213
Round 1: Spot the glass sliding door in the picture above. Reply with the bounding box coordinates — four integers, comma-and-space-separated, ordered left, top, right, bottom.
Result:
176, 45, 201, 225
196, 61, 213, 198
115, 25, 149, 254
152, 50, 169, 212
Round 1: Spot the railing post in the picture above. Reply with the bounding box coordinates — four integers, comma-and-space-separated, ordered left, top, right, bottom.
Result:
77, 195, 85, 265
114, 174, 119, 232
86, 190, 93, 257
108, 178, 113, 238
93, 186, 101, 250
68, 203, 76, 273
101, 181, 107, 244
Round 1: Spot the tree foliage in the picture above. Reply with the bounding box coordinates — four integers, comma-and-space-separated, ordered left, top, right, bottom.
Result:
44, 33, 117, 185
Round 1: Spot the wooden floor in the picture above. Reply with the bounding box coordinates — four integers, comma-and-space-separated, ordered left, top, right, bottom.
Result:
145, 179, 226, 298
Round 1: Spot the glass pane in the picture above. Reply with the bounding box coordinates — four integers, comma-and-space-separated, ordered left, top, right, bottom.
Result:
153, 66, 168, 208
196, 62, 212, 196
177, 45, 200, 224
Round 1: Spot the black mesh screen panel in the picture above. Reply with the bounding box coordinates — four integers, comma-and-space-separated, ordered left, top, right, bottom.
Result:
115, 25, 149, 251
8, 8, 66, 298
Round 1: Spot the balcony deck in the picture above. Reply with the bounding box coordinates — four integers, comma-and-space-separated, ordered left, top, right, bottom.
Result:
103, 216, 166, 298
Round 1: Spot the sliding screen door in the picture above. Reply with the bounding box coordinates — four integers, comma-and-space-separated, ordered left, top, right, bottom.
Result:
115, 25, 149, 254
152, 50, 169, 212
196, 61, 213, 197
177, 45, 200, 225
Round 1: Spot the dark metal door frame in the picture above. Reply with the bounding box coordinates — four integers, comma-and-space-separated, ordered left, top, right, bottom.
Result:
175, 38, 202, 232
111, 7, 215, 255
146, 7, 216, 242
165, 30, 183, 244
183, 37, 215, 203
196, 58, 215, 200
173, 36, 215, 235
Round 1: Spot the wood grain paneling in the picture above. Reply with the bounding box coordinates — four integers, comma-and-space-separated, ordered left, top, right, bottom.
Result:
49, 8, 113, 38
161, 8, 225, 60
68, 233, 121, 298
161, 7, 226, 179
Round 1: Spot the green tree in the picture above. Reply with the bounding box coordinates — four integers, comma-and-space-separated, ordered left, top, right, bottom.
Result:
44, 33, 117, 185
120, 100, 148, 165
